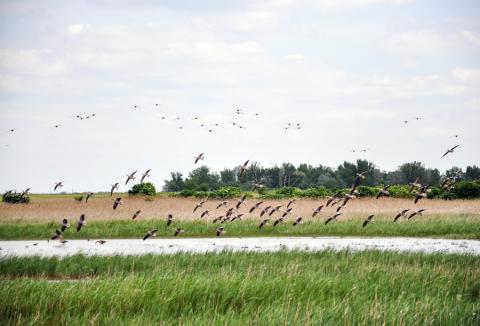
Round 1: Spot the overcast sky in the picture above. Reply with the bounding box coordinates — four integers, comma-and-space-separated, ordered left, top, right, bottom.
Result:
0, 0, 479, 193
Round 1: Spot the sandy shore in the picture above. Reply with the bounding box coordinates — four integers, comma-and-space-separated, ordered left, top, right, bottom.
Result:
1, 237, 479, 257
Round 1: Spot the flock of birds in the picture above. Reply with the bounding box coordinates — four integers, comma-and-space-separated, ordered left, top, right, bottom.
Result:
2, 142, 460, 244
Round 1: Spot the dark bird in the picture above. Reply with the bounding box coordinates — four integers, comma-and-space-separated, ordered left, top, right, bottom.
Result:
125, 171, 137, 185
76, 214, 87, 232
362, 214, 374, 227
281, 208, 293, 218
376, 185, 391, 199
326, 192, 342, 206
212, 215, 224, 223
408, 177, 422, 193
230, 214, 244, 222
216, 227, 225, 237
273, 217, 285, 227
174, 228, 184, 237
258, 219, 269, 229
193, 201, 206, 213
143, 229, 157, 240
312, 205, 324, 217
351, 171, 367, 192
167, 214, 174, 226
286, 199, 296, 209
225, 207, 236, 217
216, 201, 228, 209
235, 195, 247, 209
195, 152, 205, 164
60, 218, 70, 232
269, 205, 283, 216
394, 209, 410, 223
293, 217, 303, 226
85, 192, 94, 203
336, 203, 346, 213
238, 160, 249, 177
408, 209, 426, 220
110, 183, 119, 196
140, 169, 151, 183
414, 186, 430, 204
249, 201, 264, 213
54, 182, 64, 192
200, 210, 209, 218
95, 240, 107, 244
113, 197, 123, 210
51, 229, 63, 240
441, 145, 460, 158
21, 188, 31, 197
342, 193, 356, 206
132, 210, 142, 220
325, 213, 342, 225
260, 206, 272, 217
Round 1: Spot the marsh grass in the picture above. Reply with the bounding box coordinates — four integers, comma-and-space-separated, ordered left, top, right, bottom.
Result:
0, 250, 479, 325
0, 215, 479, 240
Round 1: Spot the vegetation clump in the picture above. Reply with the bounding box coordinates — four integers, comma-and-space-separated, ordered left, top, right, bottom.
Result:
2, 191, 30, 204
128, 182, 156, 196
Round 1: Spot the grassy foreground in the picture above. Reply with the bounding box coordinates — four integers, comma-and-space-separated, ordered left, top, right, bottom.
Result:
0, 216, 479, 240
0, 250, 479, 325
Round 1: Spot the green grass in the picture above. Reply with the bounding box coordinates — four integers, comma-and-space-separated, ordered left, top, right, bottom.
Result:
0, 216, 479, 240
0, 250, 478, 325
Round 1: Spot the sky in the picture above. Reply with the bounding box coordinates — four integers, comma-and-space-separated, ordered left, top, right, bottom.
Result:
0, 0, 479, 193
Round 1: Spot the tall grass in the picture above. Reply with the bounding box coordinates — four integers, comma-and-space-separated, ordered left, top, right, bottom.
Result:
0, 216, 479, 240
0, 250, 478, 325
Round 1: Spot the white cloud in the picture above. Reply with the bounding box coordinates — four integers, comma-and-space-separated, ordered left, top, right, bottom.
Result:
284, 53, 305, 61
452, 68, 480, 82
67, 24, 86, 35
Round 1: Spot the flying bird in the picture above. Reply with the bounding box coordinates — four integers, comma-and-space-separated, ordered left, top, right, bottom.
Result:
195, 153, 205, 164
76, 214, 87, 232
140, 169, 151, 183
286, 199, 296, 209
193, 201, 206, 213
143, 229, 158, 240
125, 171, 137, 185
312, 205, 324, 217
60, 218, 70, 232
167, 214, 174, 226
362, 215, 374, 227
216, 201, 228, 209
441, 145, 460, 158
113, 197, 123, 210
273, 217, 285, 227
54, 182, 63, 192
85, 192, 94, 203
376, 185, 391, 199
132, 210, 142, 220
293, 217, 303, 226
110, 183, 119, 196
249, 201, 264, 213
408, 209, 426, 220
238, 160, 249, 177
216, 227, 225, 237
258, 219, 269, 229
325, 213, 342, 225
51, 229, 63, 240
174, 228, 184, 236
200, 210, 209, 218
260, 206, 272, 217
394, 209, 410, 223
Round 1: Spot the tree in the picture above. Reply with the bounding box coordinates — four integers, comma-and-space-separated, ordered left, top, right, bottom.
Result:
129, 182, 156, 196
163, 172, 185, 191
465, 165, 480, 181
184, 166, 219, 191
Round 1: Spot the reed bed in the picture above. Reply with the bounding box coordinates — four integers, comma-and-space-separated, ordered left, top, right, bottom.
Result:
0, 250, 478, 325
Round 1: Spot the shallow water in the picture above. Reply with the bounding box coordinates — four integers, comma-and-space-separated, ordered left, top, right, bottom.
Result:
1, 237, 479, 258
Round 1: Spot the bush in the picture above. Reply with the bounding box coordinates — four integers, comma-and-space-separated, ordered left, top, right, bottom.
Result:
388, 185, 414, 199
300, 187, 332, 198
449, 181, 480, 199
179, 189, 196, 197
209, 186, 242, 199
2, 191, 30, 204
128, 182, 156, 196
74, 195, 84, 202
355, 186, 378, 197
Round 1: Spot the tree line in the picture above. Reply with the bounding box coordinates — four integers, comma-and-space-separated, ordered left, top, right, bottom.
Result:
163, 160, 480, 192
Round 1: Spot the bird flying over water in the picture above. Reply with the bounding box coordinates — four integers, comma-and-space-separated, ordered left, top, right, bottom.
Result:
143, 229, 157, 240
216, 227, 225, 237
60, 218, 70, 232
174, 228, 184, 236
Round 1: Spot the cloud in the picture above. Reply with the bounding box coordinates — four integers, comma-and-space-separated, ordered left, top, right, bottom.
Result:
284, 53, 305, 61
67, 24, 86, 35
452, 68, 480, 82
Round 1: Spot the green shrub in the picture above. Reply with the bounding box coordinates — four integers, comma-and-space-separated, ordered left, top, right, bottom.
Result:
300, 187, 332, 198
355, 186, 378, 197
74, 195, 84, 202
128, 182, 156, 196
449, 181, 480, 199
209, 186, 242, 199
388, 185, 414, 198
2, 191, 30, 204
179, 189, 196, 197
